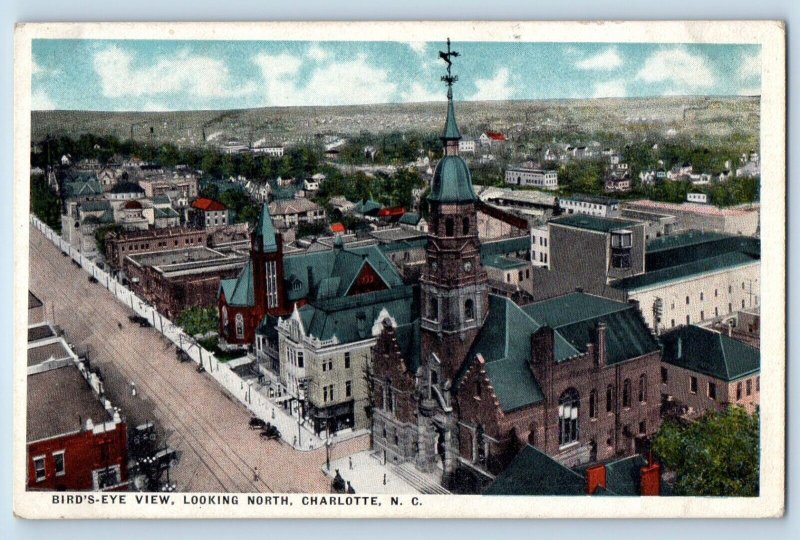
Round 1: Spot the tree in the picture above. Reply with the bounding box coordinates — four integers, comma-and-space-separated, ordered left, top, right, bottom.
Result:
652, 406, 759, 496
176, 306, 219, 337
30, 174, 62, 231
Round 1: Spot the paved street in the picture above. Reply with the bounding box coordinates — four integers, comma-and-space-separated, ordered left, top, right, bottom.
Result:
29, 227, 369, 493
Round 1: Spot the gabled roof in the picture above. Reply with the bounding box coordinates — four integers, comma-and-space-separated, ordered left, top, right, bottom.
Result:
483, 131, 507, 141
462, 292, 659, 414
283, 244, 403, 303
398, 212, 421, 225
155, 206, 180, 219
353, 199, 384, 215
220, 260, 255, 307
64, 180, 103, 198
660, 325, 759, 381
523, 292, 659, 365
484, 445, 587, 496
461, 295, 545, 412
294, 286, 415, 344
191, 197, 227, 212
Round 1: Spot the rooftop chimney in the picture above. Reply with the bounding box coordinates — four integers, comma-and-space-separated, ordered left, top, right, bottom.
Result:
596, 321, 608, 368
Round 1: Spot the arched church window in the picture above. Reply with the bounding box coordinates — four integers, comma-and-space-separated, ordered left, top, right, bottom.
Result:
462, 216, 470, 235
445, 218, 454, 237
222, 306, 229, 334
235, 313, 244, 339
558, 388, 580, 446
464, 298, 475, 320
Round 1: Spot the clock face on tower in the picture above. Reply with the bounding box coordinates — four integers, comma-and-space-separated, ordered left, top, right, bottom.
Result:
464, 261, 472, 272
431, 261, 438, 272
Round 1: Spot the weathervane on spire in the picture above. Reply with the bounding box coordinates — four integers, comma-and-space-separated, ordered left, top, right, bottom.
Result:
439, 38, 460, 100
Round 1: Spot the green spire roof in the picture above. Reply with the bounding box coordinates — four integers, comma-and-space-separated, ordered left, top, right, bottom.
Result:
429, 155, 476, 203
255, 203, 277, 253
441, 99, 461, 140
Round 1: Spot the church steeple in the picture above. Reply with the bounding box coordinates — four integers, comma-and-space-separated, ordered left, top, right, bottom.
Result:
439, 38, 462, 152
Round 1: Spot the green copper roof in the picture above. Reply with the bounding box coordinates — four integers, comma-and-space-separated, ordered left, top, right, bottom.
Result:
441, 99, 462, 140
483, 255, 528, 270
646, 232, 760, 272
429, 155, 476, 203
480, 235, 531, 259
255, 204, 278, 253
485, 445, 587, 496
219, 260, 255, 307
612, 251, 759, 292
460, 292, 657, 413
283, 244, 403, 302
295, 286, 415, 344
524, 292, 660, 365
462, 294, 545, 412
660, 325, 759, 381
551, 214, 640, 233
398, 212, 421, 225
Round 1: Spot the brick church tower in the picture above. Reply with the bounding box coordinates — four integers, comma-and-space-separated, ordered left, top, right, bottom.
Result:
417, 39, 489, 479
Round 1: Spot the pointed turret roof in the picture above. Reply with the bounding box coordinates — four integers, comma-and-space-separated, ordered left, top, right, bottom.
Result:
441, 99, 461, 140
255, 203, 277, 253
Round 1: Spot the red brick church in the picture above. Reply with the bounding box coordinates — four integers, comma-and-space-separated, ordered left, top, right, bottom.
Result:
368, 41, 663, 493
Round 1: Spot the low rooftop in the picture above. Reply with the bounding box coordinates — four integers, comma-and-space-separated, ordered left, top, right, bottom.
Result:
27, 365, 111, 442
550, 214, 640, 233
661, 325, 759, 381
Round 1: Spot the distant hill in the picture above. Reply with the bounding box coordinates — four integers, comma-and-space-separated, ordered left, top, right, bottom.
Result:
31, 96, 759, 149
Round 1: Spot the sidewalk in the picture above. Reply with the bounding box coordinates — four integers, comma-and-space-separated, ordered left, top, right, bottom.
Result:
322, 451, 419, 495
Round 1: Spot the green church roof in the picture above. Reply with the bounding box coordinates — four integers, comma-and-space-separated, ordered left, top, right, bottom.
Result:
219, 260, 255, 307
660, 325, 759, 381
441, 99, 462, 140
460, 292, 659, 413
429, 155, 477, 203
255, 204, 278, 253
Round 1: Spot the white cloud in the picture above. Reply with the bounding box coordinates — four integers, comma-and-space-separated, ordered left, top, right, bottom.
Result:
739, 51, 761, 80
93, 45, 256, 99
401, 82, 444, 103
406, 42, 427, 55
306, 43, 329, 62
576, 47, 623, 71
253, 53, 397, 106
635, 47, 715, 88
32, 89, 55, 110
592, 79, 626, 98
470, 68, 513, 101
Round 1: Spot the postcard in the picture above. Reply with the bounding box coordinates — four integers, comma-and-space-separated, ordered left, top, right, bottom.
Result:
13, 20, 785, 518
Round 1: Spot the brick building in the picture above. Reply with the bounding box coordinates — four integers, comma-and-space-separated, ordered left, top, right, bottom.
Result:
125, 246, 248, 319
27, 323, 128, 491
105, 226, 208, 269
660, 325, 760, 417
368, 53, 662, 494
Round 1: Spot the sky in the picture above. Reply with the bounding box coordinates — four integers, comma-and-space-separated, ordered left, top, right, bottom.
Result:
30, 40, 761, 111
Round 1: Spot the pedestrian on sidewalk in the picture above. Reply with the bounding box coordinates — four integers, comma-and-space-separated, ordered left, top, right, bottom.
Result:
253, 467, 259, 482
349, 456, 353, 470
130, 381, 137, 397
383, 473, 387, 486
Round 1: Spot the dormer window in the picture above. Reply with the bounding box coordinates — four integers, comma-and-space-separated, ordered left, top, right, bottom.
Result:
611, 229, 633, 269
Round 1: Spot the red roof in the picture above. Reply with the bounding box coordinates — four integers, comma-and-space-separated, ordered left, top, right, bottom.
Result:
123, 200, 142, 210
377, 206, 405, 217
484, 131, 507, 141
191, 197, 226, 212
330, 222, 346, 233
